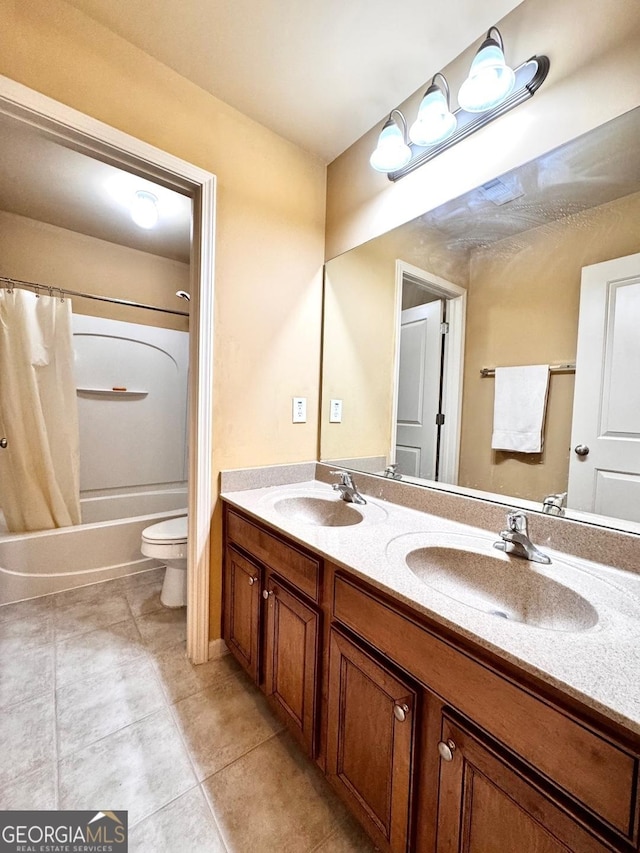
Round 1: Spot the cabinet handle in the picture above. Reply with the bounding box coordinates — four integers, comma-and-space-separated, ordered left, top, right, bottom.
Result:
262, 589, 274, 600
437, 739, 457, 762
393, 702, 410, 722
248, 576, 258, 586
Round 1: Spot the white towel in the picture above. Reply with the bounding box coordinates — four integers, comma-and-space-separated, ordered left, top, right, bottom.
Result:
491, 365, 550, 453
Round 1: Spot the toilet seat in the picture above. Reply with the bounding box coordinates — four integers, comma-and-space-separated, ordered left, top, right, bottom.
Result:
141, 515, 187, 545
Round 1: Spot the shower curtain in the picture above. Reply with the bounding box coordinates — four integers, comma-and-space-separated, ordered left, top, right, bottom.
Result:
0, 288, 81, 532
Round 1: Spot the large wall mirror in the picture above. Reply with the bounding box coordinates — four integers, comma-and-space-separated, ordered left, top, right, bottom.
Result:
321, 106, 640, 532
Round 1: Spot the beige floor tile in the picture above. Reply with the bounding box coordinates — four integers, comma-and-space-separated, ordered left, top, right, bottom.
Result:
52, 577, 123, 608
312, 816, 379, 852
151, 644, 241, 704
0, 642, 54, 709
125, 579, 165, 617
53, 593, 132, 642
56, 657, 166, 757
128, 786, 226, 851
118, 567, 165, 591
0, 762, 57, 810
204, 731, 348, 853
55, 618, 146, 688
0, 694, 56, 788
59, 708, 196, 825
0, 595, 53, 625
172, 672, 283, 781
0, 611, 54, 650
135, 608, 186, 653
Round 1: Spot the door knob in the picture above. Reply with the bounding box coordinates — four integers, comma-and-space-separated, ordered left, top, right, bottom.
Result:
393, 702, 410, 722
574, 444, 590, 457
262, 589, 274, 600
438, 739, 456, 762
248, 575, 257, 586
0, 438, 6, 449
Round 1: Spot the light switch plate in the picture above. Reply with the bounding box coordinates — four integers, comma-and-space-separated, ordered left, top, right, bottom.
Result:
330, 399, 343, 423
292, 397, 307, 423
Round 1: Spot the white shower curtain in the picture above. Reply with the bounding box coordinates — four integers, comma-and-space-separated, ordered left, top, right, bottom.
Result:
0, 288, 81, 532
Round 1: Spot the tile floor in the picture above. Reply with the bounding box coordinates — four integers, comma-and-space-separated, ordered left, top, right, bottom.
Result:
0, 568, 377, 852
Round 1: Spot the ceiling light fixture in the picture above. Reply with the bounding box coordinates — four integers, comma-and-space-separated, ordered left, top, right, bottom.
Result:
131, 190, 159, 229
370, 26, 549, 182
369, 110, 412, 173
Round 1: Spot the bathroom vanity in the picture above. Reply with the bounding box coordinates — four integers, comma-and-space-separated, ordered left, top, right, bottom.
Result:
221, 476, 640, 853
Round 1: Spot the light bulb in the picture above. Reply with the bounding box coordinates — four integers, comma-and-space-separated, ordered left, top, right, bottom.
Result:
458, 32, 515, 113
409, 84, 457, 147
370, 118, 412, 173
131, 190, 159, 229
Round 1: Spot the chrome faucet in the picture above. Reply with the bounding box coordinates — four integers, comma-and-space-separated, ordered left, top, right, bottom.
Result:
494, 510, 551, 564
331, 470, 367, 505
383, 463, 402, 480
542, 492, 567, 516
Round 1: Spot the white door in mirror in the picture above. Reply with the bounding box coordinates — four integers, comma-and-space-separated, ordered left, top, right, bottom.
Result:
568, 252, 640, 522
395, 300, 443, 479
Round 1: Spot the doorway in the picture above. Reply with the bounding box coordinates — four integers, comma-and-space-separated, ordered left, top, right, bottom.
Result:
391, 260, 466, 485
0, 76, 216, 663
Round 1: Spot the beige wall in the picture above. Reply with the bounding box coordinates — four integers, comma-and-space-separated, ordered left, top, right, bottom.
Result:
0, 210, 189, 331
459, 190, 640, 501
326, 0, 640, 259
0, 0, 326, 639
321, 242, 397, 462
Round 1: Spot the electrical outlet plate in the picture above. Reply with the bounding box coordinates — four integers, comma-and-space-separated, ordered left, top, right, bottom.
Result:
330, 399, 343, 423
292, 397, 307, 423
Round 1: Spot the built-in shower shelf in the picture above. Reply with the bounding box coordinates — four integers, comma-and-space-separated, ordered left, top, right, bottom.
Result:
76, 387, 149, 397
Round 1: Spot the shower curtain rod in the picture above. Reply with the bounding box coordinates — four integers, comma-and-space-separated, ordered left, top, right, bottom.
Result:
0, 275, 190, 318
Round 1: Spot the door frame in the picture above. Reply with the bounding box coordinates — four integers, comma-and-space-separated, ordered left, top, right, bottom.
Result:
392, 260, 466, 485
0, 76, 215, 663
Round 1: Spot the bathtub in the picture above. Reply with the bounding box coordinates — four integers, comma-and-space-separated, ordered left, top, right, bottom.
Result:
0, 487, 187, 606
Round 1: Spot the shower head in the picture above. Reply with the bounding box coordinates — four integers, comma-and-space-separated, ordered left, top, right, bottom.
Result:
176, 290, 191, 302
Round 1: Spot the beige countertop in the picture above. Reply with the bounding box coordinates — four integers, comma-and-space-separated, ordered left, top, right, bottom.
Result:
221, 479, 640, 735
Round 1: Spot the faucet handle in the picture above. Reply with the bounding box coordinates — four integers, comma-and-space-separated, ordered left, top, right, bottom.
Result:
507, 510, 528, 533
330, 470, 352, 486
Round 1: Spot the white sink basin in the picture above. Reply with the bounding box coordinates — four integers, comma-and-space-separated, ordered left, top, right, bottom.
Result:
387, 532, 599, 632
273, 496, 365, 527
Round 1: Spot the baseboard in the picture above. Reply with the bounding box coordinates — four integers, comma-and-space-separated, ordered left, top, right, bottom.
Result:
208, 638, 230, 660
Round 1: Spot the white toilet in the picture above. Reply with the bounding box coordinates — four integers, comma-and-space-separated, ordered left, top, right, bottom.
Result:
141, 515, 188, 608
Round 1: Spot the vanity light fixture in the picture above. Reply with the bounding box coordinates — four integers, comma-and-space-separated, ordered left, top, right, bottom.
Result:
457, 27, 515, 113
130, 190, 159, 229
370, 26, 549, 181
369, 109, 412, 173
409, 73, 457, 147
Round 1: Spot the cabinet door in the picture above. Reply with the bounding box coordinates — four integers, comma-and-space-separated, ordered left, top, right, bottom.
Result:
223, 546, 261, 681
436, 715, 610, 853
326, 629, 416, 853
263, 573, 319, 756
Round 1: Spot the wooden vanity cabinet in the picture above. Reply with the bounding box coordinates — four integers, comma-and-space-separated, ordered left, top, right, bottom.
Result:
262, 570, 320, 755
326, 628, 418, 852
436, 714, 611, 853
223, 508, 321, 757
222, 504, 640, 853
223, 545, 261, 681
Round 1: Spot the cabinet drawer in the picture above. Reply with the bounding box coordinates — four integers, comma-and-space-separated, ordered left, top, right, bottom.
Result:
227, 510, 320, 601
333, 574, 639, 840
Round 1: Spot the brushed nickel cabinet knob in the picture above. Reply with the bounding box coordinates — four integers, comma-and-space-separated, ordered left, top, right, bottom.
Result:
393, 702, 410, 722
438, 739, 456, 761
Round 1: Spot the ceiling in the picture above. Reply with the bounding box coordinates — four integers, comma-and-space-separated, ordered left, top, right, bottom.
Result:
0, 114, 192, 263
64, 0, 524, 162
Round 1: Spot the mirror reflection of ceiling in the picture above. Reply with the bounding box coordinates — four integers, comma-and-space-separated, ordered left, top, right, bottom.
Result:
0, 114, 191, 263
362, 106, 640, 283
